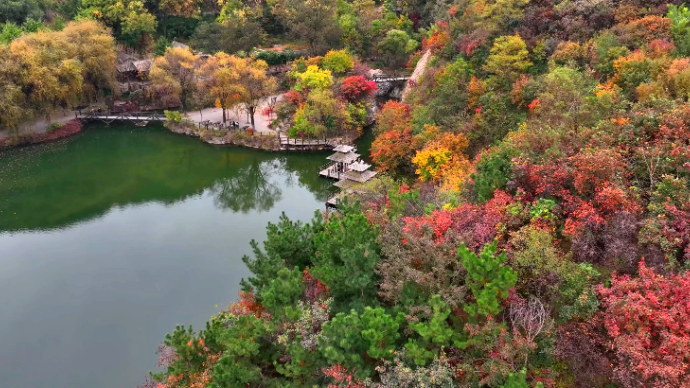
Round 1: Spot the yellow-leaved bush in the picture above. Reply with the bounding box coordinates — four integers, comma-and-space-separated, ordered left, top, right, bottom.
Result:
412, 130, 472, 192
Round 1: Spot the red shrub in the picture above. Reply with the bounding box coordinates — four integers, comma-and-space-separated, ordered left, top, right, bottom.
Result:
284, 90, 304, 105
228, 291, 266, 318
340, 75, 377, 101
597, 260, 690, 388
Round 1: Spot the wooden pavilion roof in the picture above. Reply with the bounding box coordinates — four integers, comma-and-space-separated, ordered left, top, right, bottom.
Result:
342, 170, 377, 183
349, 161, 372, 172
327, 152, 360, 164
333, 144, 355, 153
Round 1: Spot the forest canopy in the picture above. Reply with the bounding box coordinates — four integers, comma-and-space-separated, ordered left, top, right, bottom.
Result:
143, 1, 690, 388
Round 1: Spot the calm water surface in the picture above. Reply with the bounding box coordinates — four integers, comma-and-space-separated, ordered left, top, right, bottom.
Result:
0, 124, 333, 388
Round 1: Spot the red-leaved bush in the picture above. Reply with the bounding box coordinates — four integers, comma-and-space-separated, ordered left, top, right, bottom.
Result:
340, 75, 377, 101
597, 260, 690, 388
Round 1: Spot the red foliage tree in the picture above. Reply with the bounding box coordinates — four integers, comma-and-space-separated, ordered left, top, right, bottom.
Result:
597, 260, 690, 388
284, 90, 304, 105
370, 126, 418, 175
340, 75, 377, 101
374, 100, 412, 134
323, 365, 366, 388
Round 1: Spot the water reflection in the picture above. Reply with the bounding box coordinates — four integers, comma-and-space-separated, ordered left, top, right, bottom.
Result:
0, 124, 330, 388
211, 159, 283, 213
0, 124, 329, 232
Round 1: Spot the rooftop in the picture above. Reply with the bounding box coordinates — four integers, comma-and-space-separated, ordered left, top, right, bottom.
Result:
343, 170, 377, 183
327, 152, 360, 164
349, 161, 372, 172
333, 144, 355, 153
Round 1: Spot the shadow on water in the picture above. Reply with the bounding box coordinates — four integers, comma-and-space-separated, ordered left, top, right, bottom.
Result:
0, 123, 330, 232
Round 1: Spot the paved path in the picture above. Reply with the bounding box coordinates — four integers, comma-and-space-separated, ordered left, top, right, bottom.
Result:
184, 95, 282, 135
0, 111, 76, 139
0, 95, 283, 139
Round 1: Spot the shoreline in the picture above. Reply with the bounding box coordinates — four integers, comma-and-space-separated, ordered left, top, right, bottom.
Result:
0, 119, 357, 153
0, 119, 84, 150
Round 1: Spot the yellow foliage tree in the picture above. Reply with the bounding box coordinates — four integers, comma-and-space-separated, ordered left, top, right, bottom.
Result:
412, 132, 472, 192
150, 47, 199, 110
294, 65, 333, 92
0, 20, 116, 133
198, 53, 276, 126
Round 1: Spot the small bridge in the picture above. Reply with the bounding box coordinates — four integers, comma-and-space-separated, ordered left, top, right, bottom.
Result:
76, 111, 167, 125
372, 75, 409, 83
372, 75, 409, 98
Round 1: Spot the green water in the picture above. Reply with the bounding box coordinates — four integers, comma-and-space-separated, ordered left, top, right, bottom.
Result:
0, 124, 333, 388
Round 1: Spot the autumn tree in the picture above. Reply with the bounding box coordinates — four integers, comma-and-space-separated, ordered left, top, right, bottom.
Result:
463, 0, 529, 33
370, 101, 418, 175
158, 0, 202, 18
412, 131, 472, 192
274, 0, 342, 55
294, 65, 333, 92
378, 217, 467, 311
0, 20, 115, 134
191, 18, 264, 55
149, 47, 199, 110
232, 56, 276, 128
80, 0, 157, 45
198, 53, 276, 126
60, 20, 117, 102
289, 88, 352, 138
321, 49, 354, 74
378, 29, 418, 69
0, 45, 29, 133
373, 100, 411, 135
198, 52, 241, 123
340, 75, 377, 101
483, 35, 532, 82
9, 27, 82, 118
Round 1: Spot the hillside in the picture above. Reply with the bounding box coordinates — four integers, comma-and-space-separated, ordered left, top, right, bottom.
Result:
3, 1, 690, 388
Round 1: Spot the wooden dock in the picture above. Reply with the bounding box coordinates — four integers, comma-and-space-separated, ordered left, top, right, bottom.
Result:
279, 134, 330, 146
319, 164, 344, 179
326, 192, 345, 208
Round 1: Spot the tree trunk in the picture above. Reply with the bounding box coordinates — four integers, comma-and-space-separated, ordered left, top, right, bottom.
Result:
222, 106, 226, 123
249, 107, 256, 129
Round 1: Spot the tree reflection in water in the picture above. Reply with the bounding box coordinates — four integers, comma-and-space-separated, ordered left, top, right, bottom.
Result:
211, 159, 283, 213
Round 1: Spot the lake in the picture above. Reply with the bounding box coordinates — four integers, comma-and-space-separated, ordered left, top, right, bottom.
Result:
0, 124, 336, 388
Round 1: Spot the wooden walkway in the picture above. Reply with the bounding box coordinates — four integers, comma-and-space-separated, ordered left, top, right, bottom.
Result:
279, 134, 331, 147
76, 112, 167, 125
326, 192, 345, 208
